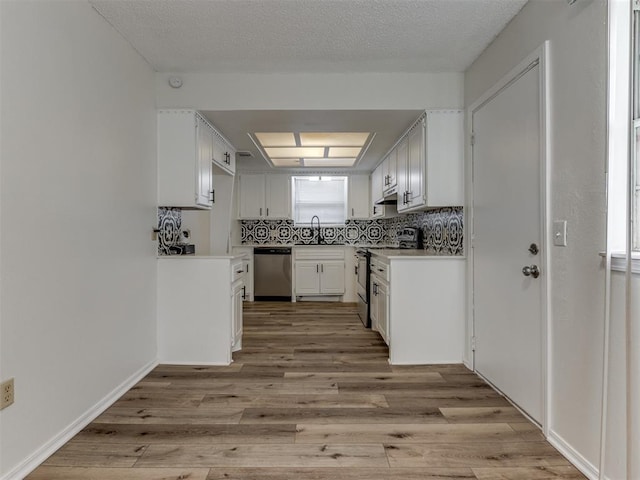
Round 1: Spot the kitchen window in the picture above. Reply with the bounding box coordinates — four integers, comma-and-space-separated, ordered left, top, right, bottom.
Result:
292, 176, 347, 225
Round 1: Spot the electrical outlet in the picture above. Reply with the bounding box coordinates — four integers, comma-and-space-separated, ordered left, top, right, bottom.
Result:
1, 378, 14, 409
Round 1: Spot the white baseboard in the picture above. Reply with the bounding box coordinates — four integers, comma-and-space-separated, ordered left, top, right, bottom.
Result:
157, 360, 231, 366
547, 429, 600, 480
1, 358, 158, 480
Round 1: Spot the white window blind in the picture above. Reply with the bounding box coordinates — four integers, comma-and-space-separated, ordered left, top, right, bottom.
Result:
292, 176, 347, 225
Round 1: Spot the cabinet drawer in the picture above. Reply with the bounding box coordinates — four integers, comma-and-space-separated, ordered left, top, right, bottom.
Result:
231, 261, 245, 282
370, 258, 389, 283
294, 248, 345, 261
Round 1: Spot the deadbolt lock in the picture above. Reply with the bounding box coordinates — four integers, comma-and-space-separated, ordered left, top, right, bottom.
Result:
528, 243, 539, 255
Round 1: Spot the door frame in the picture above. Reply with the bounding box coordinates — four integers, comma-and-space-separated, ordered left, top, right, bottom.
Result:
465, 42, 551, 434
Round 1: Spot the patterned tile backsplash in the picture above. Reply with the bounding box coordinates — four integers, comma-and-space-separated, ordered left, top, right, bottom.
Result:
241, 207, 464, 255
158, 207, 182, 255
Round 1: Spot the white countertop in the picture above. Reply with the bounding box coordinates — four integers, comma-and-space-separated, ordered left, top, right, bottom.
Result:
369, 249, 465, 259
158, 253, 246, 260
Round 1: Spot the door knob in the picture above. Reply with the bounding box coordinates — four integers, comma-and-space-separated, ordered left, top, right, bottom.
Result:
522, 265, 540, 278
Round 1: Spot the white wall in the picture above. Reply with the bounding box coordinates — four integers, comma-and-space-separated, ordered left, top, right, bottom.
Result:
465, 0, 608, 476
0, 1, 157, 477
156, 72, 463, 110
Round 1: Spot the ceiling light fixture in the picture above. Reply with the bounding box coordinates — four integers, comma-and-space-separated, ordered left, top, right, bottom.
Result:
252, 131, 373, 168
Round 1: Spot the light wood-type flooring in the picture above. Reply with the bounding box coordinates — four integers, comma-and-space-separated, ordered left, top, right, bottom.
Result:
28, 302, 585, 480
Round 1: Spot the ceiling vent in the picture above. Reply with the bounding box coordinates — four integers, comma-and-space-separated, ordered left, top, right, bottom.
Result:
237, 151, 254, 158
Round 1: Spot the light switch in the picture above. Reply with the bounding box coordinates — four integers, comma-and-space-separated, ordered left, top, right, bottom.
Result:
553, 220, 567, 247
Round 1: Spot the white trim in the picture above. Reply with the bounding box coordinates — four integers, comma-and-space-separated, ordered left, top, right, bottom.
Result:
611, 253, 640, 273
548, 429, 600, 480
0, 359, 158, 480
157, 361, 232, 366
466, 43, 551, 433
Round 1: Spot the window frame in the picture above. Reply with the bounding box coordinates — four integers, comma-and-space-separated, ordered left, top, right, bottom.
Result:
291, 175, 348, 226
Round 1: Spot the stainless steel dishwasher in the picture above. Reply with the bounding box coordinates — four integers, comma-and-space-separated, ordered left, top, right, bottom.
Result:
253, 247, 292, 301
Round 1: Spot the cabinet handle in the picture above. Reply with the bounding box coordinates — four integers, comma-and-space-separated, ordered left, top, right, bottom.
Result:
317, 264, 319, 273
242, 286, 246, 300
246, 264, 249, 273
355, 266, 358, 275
260, 207, 263, 216
210, 189, 215, 203
236, 269, 244, 274
321, 264, 324, 273
351, 208, 354, 216
266, 207, 269, 217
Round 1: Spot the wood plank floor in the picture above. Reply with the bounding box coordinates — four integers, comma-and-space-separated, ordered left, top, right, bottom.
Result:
27, 302, 585, 480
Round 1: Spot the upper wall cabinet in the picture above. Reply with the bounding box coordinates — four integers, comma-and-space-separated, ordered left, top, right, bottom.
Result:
212, 129, 236, 175
158, 109, 236, 209
396, 110, 463, 213
348, 175, 370, 220
238, 174, 291, 219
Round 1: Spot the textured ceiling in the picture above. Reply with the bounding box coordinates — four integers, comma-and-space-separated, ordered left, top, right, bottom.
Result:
90, 0, 527, 73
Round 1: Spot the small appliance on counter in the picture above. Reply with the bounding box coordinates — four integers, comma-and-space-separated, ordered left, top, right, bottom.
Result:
168, 229, 195, 255
168, 243, 195, 255
397, 227, 423, 249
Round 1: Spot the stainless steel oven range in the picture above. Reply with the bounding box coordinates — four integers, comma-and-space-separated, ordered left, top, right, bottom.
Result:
355, 249, 371, 328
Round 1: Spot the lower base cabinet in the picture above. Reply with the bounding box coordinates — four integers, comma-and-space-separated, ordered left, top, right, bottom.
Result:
157, 255, 246, 365
369, 253, 465, 364
294, 248, 345, 298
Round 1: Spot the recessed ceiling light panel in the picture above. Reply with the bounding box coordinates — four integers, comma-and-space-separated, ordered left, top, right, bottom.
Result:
299, 132, 369, 147
264, 147, 325, 158
255, 132, 296, 147
303, 158, 356, 167
328, 147, 362, 158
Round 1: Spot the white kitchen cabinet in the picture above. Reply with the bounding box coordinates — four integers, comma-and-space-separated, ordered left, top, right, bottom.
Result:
348, 175, 370, 219
238, 174, 291, 219
370, 256, 390, 346
157, 255, 246, 365
212, 130, 236, 175
396, 110, 464, 212
238, 174, 265, 218
158, 110, 215, 209
294, 261, 345, 295
293, 248, 345, 297
231, 278, 244, 352
266, 175, 291, 218
368, 251, 465, 364
370, 163, 384, 206
382, 149, 397, 193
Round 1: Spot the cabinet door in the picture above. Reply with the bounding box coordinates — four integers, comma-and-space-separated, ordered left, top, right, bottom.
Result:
212, 132, 236, 175
243, 258, 253, 301
266, 174, 291, 219
239, 174, 266, 219
384, 149, 397, 191
396, 138, 410, 212
377, 281, 389, 346
371, 164, 384, 205
319, 261, 345, 294
407, 120, 426, 208
231, 281, 244, 351
370, 277, 379, 331
196, 117, 214, 207
348, 175, 370, 219
294, 261, 320, 295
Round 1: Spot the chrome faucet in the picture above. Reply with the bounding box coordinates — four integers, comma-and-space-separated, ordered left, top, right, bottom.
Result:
310, 215, 323, 245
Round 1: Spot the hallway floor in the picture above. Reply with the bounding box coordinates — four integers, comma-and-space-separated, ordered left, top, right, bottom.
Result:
27, 302, 585, 479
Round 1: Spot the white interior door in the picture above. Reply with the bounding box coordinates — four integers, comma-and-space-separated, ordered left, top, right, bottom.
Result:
472, 60, 544, 423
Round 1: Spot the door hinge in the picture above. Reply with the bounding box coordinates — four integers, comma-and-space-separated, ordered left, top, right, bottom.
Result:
470, 133, 476, 146
471, 336, 477, 352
